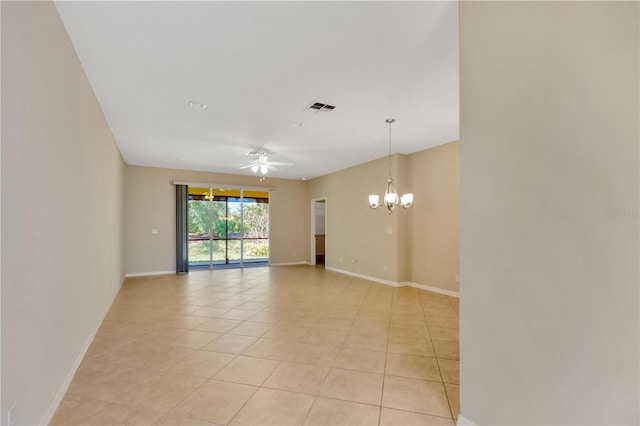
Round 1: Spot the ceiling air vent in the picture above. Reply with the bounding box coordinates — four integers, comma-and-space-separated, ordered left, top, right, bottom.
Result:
306, 102, 336, 112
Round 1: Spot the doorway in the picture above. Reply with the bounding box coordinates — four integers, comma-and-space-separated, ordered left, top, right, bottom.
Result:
310, 198, 326, 266
188, 187, 270, 269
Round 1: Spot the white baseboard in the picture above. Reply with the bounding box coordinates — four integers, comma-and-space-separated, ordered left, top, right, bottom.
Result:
40, 274, 125, 425
123, 267, 461, 298
457, 414, 477, 426
40, 321, 103, 424
127, 264, 318, 275
125, 270, 175, 278
325, 268, 460, 297
402, 281, 460, 298
325, 266, 399, 287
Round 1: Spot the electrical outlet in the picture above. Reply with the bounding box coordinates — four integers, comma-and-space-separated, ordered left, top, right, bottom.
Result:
339, 257, 343, 263
383, 265, 388, 271
8, 403, 16, 426
455, 274, 459, 283
292, 252, 296, 257
151, 228, 159, 235
351, 258, 357, 264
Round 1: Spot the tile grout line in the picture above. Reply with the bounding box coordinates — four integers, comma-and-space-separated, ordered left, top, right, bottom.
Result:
378, 285, 395, 426
420, 294, 456, 420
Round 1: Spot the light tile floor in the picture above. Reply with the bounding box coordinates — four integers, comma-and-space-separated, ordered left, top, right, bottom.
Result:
51, 266, 460, 426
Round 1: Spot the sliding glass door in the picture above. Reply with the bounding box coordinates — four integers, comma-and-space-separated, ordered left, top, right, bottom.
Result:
211, 196, 227, 264
187, 188, 213, 268
226, 196, 242, 264
242, 196, 270, 263
187, 187, 269, 269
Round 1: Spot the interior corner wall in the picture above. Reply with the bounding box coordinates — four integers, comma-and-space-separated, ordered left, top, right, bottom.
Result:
1, 1, 126, 424
124, 166, 308, 274
410, 141, 459, 292
307, 156, 404, 282
459, 1, 639, 424
397, 154, 412, 283
307, 147, 459, 289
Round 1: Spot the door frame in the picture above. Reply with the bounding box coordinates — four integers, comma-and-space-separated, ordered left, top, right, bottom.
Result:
310, 197, 327, 265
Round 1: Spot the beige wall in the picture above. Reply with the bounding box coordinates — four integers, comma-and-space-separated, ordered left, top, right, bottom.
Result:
1, 2, 126, 424
411, 141, 459, 292
397, 153, 413, 283
125, 166, 308, 274
308, 155, 408, 282
308, 143, 459, 290
459, 1, 638, 424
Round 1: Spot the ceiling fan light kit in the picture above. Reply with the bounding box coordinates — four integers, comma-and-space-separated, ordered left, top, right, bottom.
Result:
239, 149, 293, 181
369, 119, 414, 214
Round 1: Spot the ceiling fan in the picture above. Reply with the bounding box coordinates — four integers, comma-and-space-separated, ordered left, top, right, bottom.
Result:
239, 149, 292, 179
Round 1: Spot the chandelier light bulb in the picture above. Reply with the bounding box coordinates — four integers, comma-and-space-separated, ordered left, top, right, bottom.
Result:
251, 165, 259, 173
368, 194, 380, 209
400, 193, 414, 208
384, 192, 398, 204
261, 165, 268, 175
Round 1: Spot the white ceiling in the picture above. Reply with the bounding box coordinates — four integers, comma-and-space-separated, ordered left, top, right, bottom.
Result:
55, 1, 459, 180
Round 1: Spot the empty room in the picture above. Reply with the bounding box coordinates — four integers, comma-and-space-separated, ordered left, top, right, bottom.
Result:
2, 1, 638, 425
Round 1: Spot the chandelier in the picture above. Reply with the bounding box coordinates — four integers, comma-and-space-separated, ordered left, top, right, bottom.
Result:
368, 118, 413, 214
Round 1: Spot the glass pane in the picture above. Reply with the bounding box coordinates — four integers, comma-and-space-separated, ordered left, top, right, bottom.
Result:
211, 200, 227, 239
227, 197, 242, 239
188, 198, 211, 266
243, 239, 269, 262
188, 240, 210, 264
212, 240, 226, 264
242, 198, 269, 239
242, 196, 269, 263
227, 239, 241, 264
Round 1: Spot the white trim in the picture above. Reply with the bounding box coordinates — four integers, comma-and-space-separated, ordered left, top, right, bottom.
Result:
41, 326, 102, 424
310, 197, 327, 266
270, 261, 310, 266
125, 270, 175, 278
402, 281, 460, 298
324, 268, 460, 297
41, 323, 101, 423
172, 181, 275, 191
457, 414, 477, 426
40, 274, 125, 425
325, 266, 400, 287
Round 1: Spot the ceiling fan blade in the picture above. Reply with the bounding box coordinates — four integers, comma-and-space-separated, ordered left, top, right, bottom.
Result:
238, 164, 255, 169
266, 161, 293, 166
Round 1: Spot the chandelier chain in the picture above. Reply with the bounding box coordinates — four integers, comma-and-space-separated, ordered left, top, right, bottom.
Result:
386, 118, 394, 179
388, 120, 392, 179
